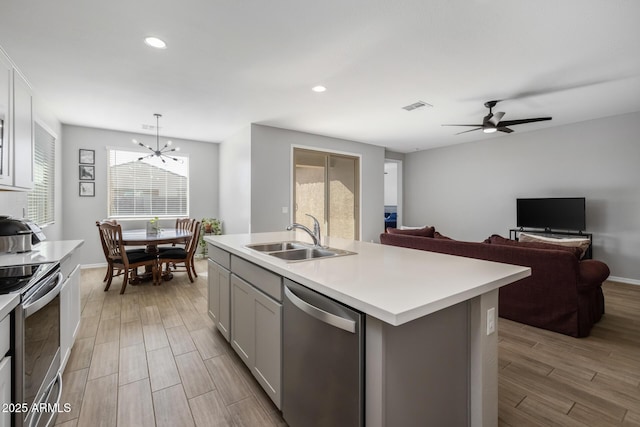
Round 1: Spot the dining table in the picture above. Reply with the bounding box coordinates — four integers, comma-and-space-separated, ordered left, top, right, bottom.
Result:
121, 228, 192, 283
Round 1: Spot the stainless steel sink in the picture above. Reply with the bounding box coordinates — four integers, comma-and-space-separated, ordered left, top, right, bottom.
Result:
246, 241, 308, 252
245, 241, 356, 262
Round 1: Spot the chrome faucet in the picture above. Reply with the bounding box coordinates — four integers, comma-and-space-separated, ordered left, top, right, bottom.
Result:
287, 214, 322, 247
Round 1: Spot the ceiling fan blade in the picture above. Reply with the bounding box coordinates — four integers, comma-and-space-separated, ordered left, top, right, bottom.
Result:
454, 127, 482, 135
498, 127, 514, 133
442, 124, 483, 127
489, 112, 505, 126
498, 117, 552, 127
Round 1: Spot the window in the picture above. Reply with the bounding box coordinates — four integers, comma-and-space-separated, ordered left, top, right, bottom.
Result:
107, 148, 189, 218
27, 122, 56, 225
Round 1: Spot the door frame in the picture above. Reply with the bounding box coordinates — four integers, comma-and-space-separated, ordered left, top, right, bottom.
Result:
384, 158, 403, 229
290, 145, 362, 241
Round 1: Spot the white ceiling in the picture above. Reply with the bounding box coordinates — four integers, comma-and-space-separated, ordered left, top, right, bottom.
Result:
1, 0, 639, 153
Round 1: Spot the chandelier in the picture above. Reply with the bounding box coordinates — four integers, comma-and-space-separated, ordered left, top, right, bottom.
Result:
133, 113, 181, 163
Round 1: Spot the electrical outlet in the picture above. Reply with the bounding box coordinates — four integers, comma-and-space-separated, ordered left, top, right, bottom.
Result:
486, 307, 496, 335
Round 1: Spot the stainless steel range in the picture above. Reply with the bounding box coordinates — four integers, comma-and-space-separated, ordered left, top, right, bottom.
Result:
0, 262, 63, 427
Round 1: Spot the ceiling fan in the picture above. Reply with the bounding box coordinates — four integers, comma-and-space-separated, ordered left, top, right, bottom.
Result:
442, 100, 552, 135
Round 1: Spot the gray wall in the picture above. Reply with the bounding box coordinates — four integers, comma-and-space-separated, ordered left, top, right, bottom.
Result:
61, 124, 219, 266
218, 126, 251, 234
250, 124, 385, 243
404, 112, 640, 282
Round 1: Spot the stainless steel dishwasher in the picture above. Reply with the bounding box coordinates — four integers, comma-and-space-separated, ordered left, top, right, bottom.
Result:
282, 278, 364, 427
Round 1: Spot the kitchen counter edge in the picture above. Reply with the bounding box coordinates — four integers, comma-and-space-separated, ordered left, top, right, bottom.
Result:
204, 232, 530, 326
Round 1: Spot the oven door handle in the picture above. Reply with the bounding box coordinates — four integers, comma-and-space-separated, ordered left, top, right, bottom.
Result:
24, 272, 63, 317
28, 371, 62, 427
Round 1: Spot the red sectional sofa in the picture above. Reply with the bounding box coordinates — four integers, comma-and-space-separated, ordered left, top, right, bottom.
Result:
380, 230, 610, 337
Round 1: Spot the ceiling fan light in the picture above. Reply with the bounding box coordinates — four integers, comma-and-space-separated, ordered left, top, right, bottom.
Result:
483, 127, 497, 134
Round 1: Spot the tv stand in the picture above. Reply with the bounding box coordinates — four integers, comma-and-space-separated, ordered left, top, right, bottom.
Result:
509, 228, 593, 259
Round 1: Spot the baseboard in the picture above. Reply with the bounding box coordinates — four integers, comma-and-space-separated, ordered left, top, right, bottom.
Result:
81, 262, 107, 269
608, 276, 640, 286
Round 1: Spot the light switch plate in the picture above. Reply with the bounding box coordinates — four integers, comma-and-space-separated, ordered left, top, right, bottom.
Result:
487, 307, 496, 335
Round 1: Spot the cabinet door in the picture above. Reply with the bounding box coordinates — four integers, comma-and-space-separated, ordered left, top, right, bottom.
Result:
217, 266, 231, 342
230, 274, 254, 368
253, 290, 282, 409
207, 259, 220, 324
60, 265, 81, 372
69, 266, 81, 344
0, 356, 10, 427
0, 53, 11, 187
12, 70, 33, 189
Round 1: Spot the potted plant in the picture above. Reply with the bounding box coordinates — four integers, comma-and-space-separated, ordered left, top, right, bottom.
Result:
199, 218, 222, 255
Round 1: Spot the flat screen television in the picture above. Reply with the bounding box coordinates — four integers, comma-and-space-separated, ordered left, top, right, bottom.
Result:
516, 197, 586, 231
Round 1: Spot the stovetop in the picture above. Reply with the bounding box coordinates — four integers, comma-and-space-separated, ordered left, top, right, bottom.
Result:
0, 262, 59, 295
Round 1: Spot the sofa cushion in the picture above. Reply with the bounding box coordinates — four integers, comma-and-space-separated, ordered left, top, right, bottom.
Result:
487, 234, 582, 258
386, 226, 435, 237
519, 233, 591, 259
434, 231, 453, 240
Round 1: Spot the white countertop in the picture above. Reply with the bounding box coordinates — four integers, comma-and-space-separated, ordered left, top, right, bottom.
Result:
204, 231, 531, 326
0, 293, 19, 320
0, 240, 85, 267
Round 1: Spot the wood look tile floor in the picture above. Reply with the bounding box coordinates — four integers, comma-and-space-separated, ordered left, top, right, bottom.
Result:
498, 281, 640, 427
60, 260, 639, 426
57, 259, 286, 427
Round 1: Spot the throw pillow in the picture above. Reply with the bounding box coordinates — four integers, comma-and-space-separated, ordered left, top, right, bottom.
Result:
387, 226, 435, 238
518, 233, 591, 259
487, 234, 582, 258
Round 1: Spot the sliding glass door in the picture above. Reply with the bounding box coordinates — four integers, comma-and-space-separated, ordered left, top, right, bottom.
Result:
293, 148, 360, 240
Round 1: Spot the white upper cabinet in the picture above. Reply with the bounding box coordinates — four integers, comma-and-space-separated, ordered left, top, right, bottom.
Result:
0, 52, 11, 187
12, 70, 33, 190
0, 50, 34, 191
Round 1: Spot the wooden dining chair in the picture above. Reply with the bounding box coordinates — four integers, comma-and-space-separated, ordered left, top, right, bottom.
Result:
96, 220, 146, 284
158, 217, 194, 252
158, 220, 201, 282
98, 222, 159, 294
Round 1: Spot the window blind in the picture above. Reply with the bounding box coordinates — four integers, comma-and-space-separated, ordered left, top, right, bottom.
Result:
108, 148, 189, 218
27, 123, 55, 225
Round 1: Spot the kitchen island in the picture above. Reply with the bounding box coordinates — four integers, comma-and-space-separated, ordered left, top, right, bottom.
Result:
205, 231, 530, 426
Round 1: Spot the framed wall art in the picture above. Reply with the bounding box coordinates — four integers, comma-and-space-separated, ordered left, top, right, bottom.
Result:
79, 165, 95, 180
79, 181, 95, 197
79, 149, 95, 164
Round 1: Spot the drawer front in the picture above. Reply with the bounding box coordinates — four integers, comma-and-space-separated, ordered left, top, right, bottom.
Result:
208, 244, 231, 269
231, 255, 282, 301
0, 316, 9, 357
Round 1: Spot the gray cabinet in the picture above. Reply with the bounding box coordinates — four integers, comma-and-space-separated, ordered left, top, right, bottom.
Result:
230, 275, 255, 366
208, 246, 283, 409
207, 258, 231, 341
229, 257, 282, 409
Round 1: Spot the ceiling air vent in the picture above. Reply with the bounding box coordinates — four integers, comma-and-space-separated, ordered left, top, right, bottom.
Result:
402, 101, 433, 111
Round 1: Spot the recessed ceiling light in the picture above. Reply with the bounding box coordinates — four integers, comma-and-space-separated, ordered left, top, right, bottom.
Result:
312, 85, 327, 93
144, 37, 167, 49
